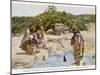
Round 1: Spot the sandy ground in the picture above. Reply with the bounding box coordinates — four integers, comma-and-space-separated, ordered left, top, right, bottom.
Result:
12, 23, 95, 69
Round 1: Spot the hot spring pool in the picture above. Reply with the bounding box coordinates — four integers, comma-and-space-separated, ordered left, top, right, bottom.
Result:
32, 50, 95, 68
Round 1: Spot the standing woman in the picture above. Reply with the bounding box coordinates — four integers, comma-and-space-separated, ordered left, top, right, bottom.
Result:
71, 31, 84, 65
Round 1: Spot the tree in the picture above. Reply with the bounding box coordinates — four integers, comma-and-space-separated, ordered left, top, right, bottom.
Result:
12, 5, 95, 34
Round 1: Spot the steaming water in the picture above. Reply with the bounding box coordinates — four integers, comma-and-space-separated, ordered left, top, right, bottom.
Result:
32, 50, 95, 68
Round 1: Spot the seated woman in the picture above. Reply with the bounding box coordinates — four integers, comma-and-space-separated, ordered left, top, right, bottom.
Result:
20, 28, 38, 54
21, 28, 30, 44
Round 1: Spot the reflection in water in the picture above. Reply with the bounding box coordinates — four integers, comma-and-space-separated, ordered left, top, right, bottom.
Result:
32, 50, 95, 68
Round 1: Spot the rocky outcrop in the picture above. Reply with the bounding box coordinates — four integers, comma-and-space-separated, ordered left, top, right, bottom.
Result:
12, 34, 72, 69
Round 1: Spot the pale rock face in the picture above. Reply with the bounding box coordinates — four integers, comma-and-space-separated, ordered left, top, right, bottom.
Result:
12, 34, 71, 69
12, 55, 35, 69
12, 49, 49, 69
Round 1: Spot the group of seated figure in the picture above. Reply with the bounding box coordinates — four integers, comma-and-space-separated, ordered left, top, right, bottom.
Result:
20, 28, 46, 55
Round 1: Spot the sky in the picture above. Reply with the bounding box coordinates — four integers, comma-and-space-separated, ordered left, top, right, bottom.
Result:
12, 1, 95, 17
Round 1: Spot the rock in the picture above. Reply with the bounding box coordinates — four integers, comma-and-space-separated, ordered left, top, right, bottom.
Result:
12, 55, 34, 69
46, 29, 54, 34
33, 49, 48, 64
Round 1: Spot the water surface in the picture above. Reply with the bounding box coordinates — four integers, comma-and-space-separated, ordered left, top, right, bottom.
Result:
32, 50, 95, 68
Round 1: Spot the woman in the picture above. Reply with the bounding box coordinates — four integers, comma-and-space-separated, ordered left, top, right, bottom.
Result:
21, 28, 30, 44
71, 31, 84, 65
